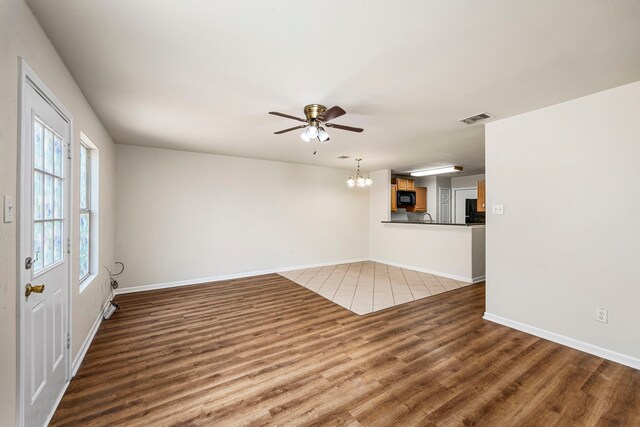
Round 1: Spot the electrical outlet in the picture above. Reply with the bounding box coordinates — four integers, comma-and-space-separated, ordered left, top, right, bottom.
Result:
596, 308, 608, 323
492, 204, 504, 215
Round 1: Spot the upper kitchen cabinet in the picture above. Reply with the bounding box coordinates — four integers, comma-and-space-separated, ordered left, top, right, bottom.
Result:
477, 179, 486, 212
406, 179, 415, 191
392, 177, 415, 191
413, 187, 427, 212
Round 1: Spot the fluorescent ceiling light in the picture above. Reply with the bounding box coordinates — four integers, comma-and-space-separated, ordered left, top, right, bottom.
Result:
410, 166, 463, 177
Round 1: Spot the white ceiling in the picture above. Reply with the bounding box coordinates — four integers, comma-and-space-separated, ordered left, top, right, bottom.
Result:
26, 0, 640, 174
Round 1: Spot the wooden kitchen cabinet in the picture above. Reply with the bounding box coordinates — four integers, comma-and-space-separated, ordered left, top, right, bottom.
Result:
393, 178, 407, 190
477, 180, 486, 212
391, 177, 415, 191
414, 187, 427, 212
391, 184, 397, 212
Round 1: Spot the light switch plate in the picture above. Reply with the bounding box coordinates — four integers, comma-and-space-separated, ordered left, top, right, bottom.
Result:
4, 195, 15, 223
492, 204, 504, 215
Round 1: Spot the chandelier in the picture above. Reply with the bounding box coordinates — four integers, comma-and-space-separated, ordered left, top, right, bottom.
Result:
346, 158, 373, 188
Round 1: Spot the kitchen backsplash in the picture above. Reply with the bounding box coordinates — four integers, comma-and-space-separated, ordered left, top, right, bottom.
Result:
391, 208, 432, 222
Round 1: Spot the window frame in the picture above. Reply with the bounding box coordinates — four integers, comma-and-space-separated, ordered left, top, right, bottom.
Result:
79, 142, 91, 283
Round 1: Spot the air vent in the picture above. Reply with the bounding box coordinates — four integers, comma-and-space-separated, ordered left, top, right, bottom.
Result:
458, 112, 492, 125
337, 155, 350, 159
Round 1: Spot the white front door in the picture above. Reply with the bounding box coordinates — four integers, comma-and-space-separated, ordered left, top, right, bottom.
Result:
20, 68, 71, 427
439, 187, 451, 224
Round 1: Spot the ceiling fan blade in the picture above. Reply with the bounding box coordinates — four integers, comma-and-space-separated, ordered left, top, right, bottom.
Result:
274, 124, 307, 134
269, 111, 307, 123
325, 123, 364, 133
318, 106, 346, 122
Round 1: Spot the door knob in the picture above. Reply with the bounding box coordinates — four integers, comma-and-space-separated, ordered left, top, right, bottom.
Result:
25, 283, 45, 297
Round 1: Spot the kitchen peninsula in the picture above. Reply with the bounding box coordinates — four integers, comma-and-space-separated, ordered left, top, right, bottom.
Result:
381, 220, 483, 227
368, 170, 486, 284
375, 221, 485, 283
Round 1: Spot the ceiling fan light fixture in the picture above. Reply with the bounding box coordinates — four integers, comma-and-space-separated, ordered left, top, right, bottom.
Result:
307, 125, 319, 138
317, 127, 330, 142
271, 105, 364, 151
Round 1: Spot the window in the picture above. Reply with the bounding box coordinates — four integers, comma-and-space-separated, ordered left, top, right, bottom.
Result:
79, 143, 91, 281
78, 132, 99, 290
33, 117, 65, 274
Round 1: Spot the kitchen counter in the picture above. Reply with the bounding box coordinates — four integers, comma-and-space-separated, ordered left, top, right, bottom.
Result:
381, 220, 485, 227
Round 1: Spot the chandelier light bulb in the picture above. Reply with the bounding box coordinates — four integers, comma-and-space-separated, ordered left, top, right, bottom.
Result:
347, 159, 372, 188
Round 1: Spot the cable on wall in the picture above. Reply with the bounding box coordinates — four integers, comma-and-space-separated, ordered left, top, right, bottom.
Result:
102, 262, 124, 319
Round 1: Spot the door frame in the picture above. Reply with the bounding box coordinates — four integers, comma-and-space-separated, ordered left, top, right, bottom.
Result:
17, 58, 74, 427
451, 186, 477, 224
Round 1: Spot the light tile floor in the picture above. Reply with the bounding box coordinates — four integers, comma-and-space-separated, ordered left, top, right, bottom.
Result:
279, 261, 473, 315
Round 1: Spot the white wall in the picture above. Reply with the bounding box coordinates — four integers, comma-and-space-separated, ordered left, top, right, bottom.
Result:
485, 80, 640, 365
414, 176, 437, 220
0, 0, 116, 423
115, 145, 369, 289
451, 173, 485, 189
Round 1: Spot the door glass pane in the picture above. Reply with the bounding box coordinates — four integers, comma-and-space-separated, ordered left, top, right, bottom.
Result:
79, 213, 89, 278
33, 171, 43, 220
54, 221, 62, 262
44, 175, 53, 219
44, 221, 53, 267
33, 120, 43, 170
79, 146, 87, 209
54, 178, 62, 219
33, 222, 43, 272
54, 136, 62, 177
44, 128, 54, 174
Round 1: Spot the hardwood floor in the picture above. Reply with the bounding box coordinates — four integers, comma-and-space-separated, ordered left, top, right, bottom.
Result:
51, 274, 640, 426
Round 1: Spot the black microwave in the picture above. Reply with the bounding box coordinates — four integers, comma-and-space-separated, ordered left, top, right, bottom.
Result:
397, 190, 416, 206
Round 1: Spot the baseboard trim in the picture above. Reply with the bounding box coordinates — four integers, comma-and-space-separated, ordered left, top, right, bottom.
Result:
483, 312, 640, 371
71, 298, 111, 376
369, 258, 480, 283
114, 258, 370, 295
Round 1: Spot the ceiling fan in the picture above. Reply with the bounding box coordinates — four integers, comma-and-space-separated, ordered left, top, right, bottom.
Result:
269, 104, 364, 143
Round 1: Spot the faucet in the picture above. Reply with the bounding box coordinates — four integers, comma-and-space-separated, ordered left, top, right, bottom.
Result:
422, 212, 433, 223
